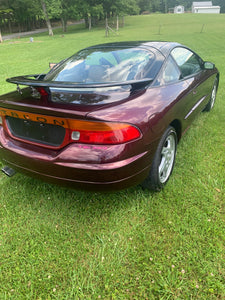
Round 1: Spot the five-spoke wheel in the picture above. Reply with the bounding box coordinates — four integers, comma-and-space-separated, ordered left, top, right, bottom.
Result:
204, 77, 218, 112
141, 126, 177, 191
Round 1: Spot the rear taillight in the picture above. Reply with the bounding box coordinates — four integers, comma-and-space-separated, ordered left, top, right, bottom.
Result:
69, 121, 141, 145
36, 87, 49, 96
0, 108, 141, 147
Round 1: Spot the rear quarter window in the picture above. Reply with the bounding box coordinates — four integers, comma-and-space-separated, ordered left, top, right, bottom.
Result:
154, 56, 181, 86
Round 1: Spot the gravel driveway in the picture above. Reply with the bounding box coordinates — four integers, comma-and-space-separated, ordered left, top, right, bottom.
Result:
2, 21, 84, 41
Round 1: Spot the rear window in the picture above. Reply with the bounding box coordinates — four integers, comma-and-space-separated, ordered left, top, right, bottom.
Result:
44, 47, 156, 83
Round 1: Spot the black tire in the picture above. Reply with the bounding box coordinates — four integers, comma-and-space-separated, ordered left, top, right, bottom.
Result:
203, 77, 218, 112
141, 126, 177, 191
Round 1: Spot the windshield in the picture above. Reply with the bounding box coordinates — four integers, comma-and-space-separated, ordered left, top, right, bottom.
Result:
44, 47, 156, 83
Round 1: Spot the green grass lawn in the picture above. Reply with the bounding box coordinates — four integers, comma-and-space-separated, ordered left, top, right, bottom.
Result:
0, 14, 224, 299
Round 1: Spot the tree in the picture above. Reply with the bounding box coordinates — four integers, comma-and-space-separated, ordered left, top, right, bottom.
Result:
0, 0, 45, 33
102, 0, 139, 17
40, 0, 53, 36
74, 0, 104, 29
0, 6, 13, 38
59, 0, 80, 32
137, 0, 151, 13
214, 0, 225, 13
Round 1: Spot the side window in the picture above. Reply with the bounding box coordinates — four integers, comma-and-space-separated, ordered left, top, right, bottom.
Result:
171, 47, 202, 78
154, 56, 181, 86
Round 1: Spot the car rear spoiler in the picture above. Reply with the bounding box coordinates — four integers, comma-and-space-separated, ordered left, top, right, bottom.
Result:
6, 75, 153, 93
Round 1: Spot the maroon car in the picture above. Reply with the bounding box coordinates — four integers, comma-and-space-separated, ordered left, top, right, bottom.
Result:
0, 42, 219, 191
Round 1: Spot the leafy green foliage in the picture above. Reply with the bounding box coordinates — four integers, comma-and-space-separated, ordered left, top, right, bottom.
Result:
1, 0, 225, 35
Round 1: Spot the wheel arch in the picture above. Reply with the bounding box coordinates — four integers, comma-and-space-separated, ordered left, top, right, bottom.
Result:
170, 119, 182, 142
216, 73, 219, 87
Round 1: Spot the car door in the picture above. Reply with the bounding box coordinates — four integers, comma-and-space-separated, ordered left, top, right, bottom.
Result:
171, 47, 212, 123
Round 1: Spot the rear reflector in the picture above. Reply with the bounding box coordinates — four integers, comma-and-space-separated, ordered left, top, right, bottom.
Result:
71, 131, 80, 141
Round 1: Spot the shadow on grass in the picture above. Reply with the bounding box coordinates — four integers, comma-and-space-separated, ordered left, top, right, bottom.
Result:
0, 172, 156, 223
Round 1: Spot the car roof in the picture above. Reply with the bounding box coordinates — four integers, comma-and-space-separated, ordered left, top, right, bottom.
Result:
87, 41, 182, 57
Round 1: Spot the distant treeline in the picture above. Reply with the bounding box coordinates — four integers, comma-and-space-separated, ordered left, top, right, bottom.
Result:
0, 0, 224, 35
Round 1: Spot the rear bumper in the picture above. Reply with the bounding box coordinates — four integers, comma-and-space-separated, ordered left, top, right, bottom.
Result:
0, 128, 153, 190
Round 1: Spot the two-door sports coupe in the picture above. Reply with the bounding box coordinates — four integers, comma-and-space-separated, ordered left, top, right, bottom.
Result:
0, 41, 219, 191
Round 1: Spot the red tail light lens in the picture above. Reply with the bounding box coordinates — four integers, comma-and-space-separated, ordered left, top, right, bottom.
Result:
0, 108, 141, 147
69, 121, 141, 145
36, 87, 49, 96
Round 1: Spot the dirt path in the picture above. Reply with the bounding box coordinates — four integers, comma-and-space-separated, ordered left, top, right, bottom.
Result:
2, 21, 84, 41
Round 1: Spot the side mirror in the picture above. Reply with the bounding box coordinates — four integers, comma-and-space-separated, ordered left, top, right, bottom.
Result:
204, 62, 215, 70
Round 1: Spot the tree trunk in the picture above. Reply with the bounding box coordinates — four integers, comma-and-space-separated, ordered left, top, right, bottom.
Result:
61, 17, 67, 32
105, 17, 109, 37
8, 19, 12, 33
41, 0, 53, 36
88, 16, 91, 30
84, 15, 89, 28
18, 23, 21, 34
0, 29, 3, 43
